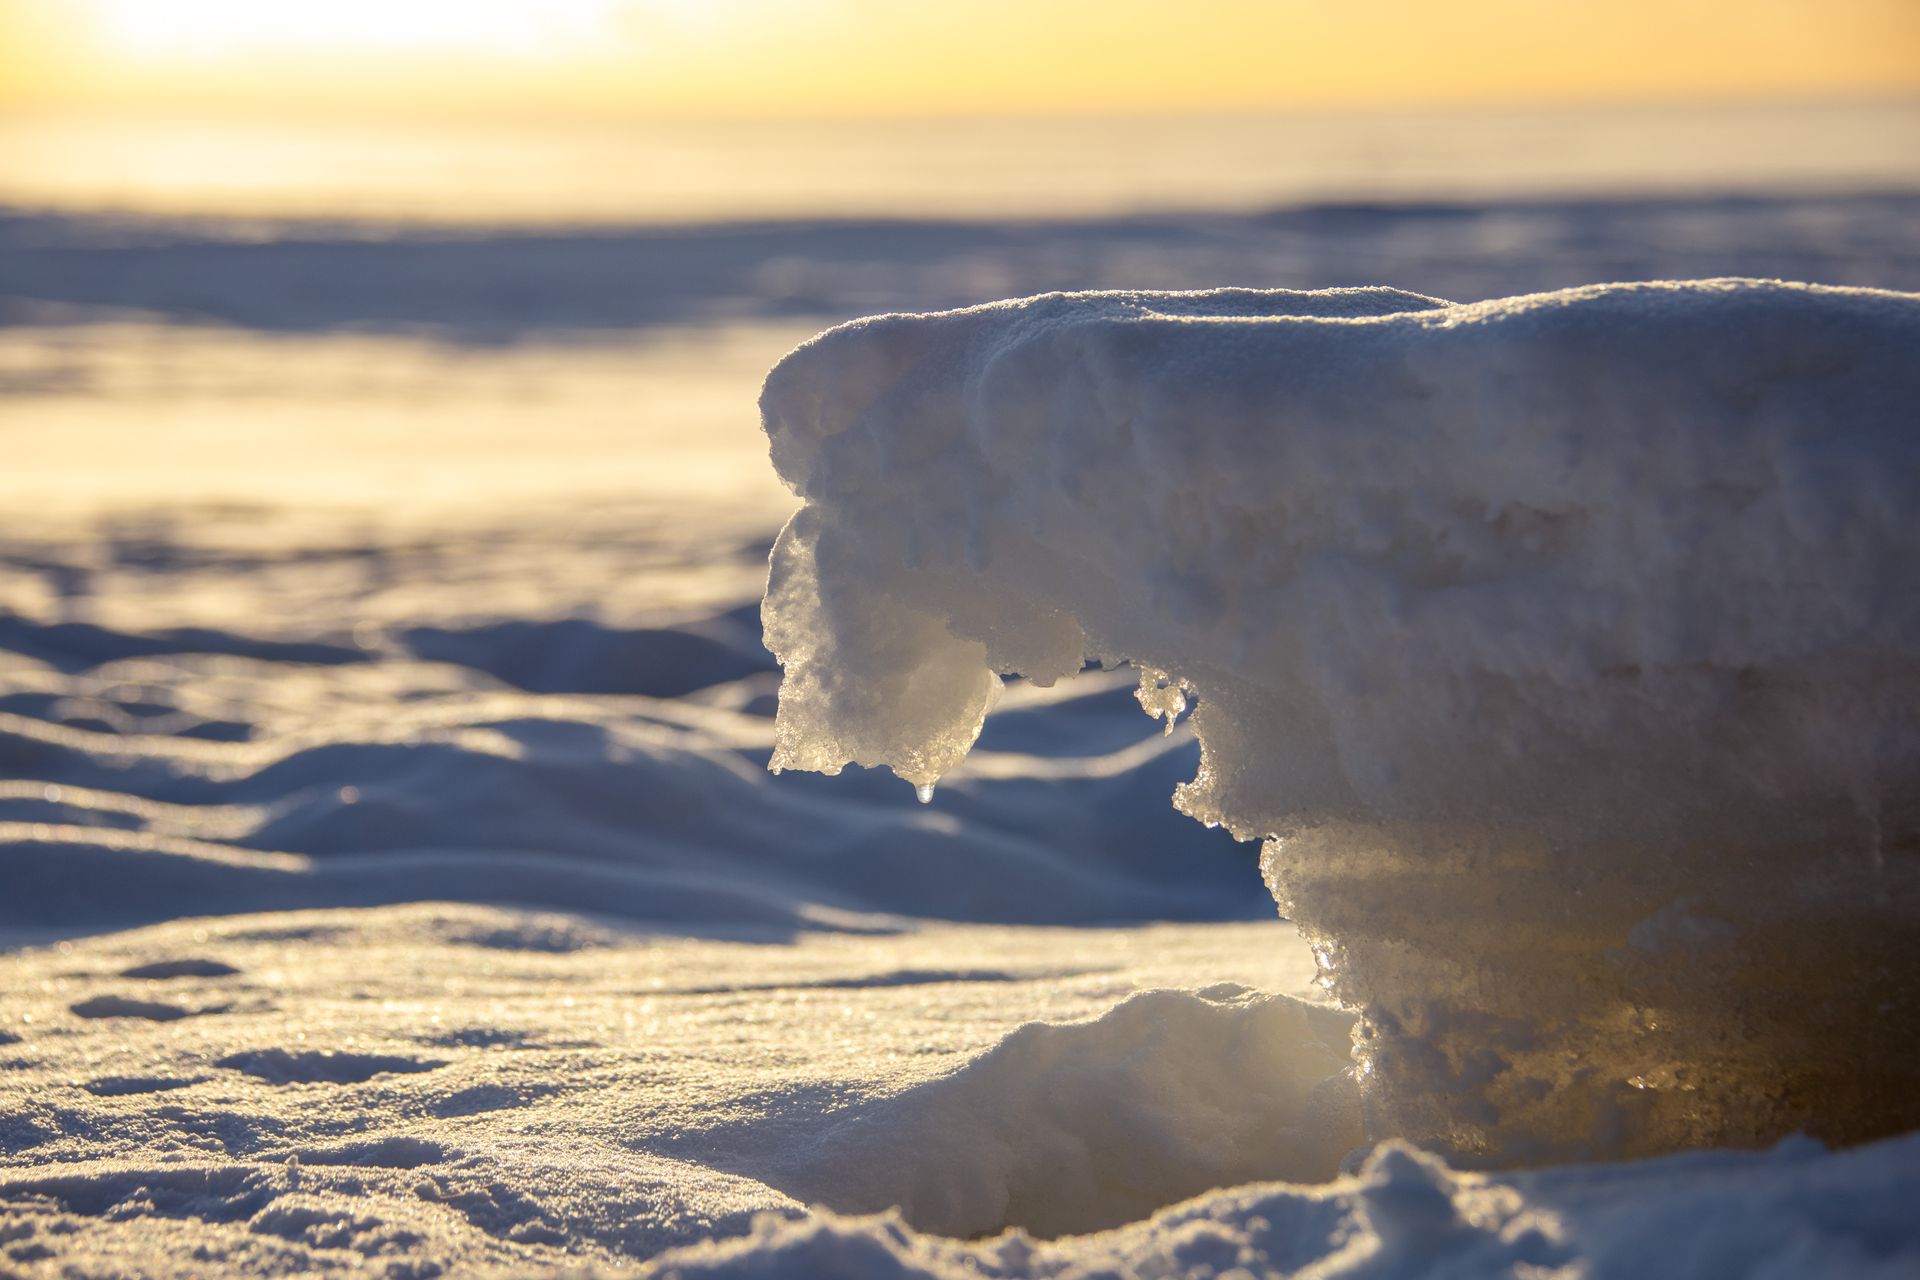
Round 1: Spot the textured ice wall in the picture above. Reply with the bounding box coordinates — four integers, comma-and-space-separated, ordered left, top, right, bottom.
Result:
759, 281, 1920, 1163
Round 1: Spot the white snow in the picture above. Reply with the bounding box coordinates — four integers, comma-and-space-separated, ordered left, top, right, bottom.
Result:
13, 907, 1919, 1278
761, 986, 1361, 1239
642, 1132, 1920, 1280
0, 907, 1323, 1270
6, 194, 1920, 1278
759, 279, 1920, 1164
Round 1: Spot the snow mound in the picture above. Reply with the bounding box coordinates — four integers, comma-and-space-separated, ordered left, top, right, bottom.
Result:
638, 1131, 1920, 1279
759, 280, 1920, 1163
771, 986, 1359, 1238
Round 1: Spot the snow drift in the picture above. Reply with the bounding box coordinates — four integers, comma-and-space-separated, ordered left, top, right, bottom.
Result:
759, 280, 1920, 1164
768, 985, 1360, 1238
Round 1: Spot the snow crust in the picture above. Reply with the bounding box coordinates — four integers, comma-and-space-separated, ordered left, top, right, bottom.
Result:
641, 1131, 1920, 1280
11, 904, 1920, 1279
760, 279, 1920, 1163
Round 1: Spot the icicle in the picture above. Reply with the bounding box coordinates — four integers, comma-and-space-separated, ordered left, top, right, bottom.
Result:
914, 781, 935, 804
1135, 667, 1189, 735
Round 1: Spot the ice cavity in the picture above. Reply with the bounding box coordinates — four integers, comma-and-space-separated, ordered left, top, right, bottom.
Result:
758, 280, 1920, 1164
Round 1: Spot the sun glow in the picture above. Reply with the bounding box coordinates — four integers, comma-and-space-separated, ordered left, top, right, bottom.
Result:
2, 0, 1915, 120
81, 0, 623, 59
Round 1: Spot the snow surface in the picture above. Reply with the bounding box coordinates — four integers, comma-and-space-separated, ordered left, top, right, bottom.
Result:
0, 906, 1329, 1270
10, 910, 1919, 1278
760, 279, 1920, 1165
5, 194, 1920, 1277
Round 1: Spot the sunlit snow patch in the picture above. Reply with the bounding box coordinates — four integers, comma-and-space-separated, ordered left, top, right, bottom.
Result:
769, 986, 1360, 1238
759, 280, 1920, 1164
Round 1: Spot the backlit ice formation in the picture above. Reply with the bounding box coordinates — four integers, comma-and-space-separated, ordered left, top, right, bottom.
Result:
759, 280, 1920, 1165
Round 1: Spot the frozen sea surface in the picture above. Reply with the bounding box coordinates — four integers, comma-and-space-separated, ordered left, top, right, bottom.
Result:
3, 190, 1919, 1276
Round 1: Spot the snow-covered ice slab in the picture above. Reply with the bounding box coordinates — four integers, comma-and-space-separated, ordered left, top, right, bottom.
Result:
760, 280, 1920, 1164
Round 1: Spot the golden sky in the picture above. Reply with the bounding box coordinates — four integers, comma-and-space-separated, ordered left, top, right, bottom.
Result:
3, 0, 1917, 119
